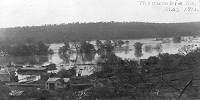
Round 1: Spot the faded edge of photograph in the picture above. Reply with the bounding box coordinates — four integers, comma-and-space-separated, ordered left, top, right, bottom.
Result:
0, 0, 200, 100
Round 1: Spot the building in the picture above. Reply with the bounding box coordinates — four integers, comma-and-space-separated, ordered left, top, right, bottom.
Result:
45, 78, 70, 90
17, 67, 47, 83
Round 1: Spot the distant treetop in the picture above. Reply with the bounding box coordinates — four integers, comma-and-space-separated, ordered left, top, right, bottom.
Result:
0, 21, 199, 44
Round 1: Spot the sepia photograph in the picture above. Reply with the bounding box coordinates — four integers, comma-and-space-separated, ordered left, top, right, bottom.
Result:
0, 0, 200, 100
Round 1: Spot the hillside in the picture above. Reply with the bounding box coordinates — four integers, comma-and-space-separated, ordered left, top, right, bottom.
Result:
0, 22, 200, 44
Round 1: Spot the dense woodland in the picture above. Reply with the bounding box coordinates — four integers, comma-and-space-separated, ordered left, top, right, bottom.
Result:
0, 22, 200, 44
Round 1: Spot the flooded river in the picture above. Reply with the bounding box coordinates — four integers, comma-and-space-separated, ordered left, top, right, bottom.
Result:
1, 36, 200, 76
1, 36, 200, 65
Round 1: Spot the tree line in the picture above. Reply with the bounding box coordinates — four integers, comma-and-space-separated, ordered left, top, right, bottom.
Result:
0, 22, 199, 44
0, 41, 53, 56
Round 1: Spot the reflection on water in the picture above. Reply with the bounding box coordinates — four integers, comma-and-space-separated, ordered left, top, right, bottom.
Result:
81, 53, 96, 62
115, 36, 200, 60
134, 42, 143, 60
144, 45, 154, 53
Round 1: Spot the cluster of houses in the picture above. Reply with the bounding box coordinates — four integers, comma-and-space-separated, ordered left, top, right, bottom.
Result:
0, 63, 100, 99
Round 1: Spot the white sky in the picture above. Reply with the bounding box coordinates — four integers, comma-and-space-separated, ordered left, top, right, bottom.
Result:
0, 0, 200, 28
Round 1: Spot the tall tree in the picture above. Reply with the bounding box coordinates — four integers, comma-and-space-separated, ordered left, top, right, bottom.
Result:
134, 42, 143, 61
59, 42, 70, 55
36, 41, 49, 55
80, 41, 95, 54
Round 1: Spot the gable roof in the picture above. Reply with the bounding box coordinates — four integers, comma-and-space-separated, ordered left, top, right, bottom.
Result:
63, 78, 70, 83
18, 67, 47, 71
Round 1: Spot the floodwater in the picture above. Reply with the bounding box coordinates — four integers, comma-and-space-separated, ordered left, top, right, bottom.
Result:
40, 36, 200, 65
1, 36, 200, 77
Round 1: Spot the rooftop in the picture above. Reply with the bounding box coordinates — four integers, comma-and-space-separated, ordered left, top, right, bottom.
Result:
18, 67, 47, 71
47, 78, 61, 82
47, 78, 70, 83
63, 78, 70, 83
